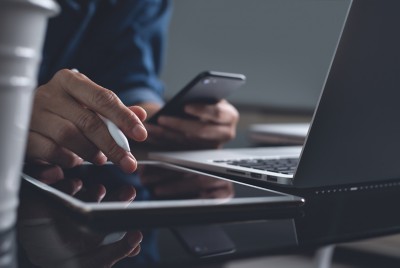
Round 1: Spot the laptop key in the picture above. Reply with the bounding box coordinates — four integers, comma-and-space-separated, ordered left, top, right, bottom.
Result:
219, 157, 298, 175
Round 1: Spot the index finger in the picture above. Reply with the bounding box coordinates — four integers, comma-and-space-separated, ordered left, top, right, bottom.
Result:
57, 69, 147, 141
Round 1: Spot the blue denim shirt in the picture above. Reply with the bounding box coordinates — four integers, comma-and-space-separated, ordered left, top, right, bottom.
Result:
38, 0, 172, 105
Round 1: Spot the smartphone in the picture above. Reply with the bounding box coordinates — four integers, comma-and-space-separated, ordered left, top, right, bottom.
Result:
172, 225, 235, 257
147, 71, 246, 124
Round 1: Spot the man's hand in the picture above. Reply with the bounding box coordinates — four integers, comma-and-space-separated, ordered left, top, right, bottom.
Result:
26, 69, 148, 173
144, 100, 239, 149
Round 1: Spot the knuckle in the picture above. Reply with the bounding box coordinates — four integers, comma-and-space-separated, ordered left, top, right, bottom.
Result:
35, 82, 56, 103
53, 123, 78, 143
91, 88, 119, 107
26, 133, 77, 168
62, 157, 79, 169
54, 69, 73, 84
76, 112, 103, 133
46, 147, 77, 168
42, 142, 61, 161
35, 84, 47, 95
105, 143, 125, 162
213, 108, 223, 120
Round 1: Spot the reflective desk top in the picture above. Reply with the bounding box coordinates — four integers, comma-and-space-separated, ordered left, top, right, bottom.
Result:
2, 165, 400, 268
4, 113, 400, 267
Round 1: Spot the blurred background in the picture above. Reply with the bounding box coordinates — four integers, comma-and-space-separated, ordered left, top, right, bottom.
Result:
161, 0, 350, 114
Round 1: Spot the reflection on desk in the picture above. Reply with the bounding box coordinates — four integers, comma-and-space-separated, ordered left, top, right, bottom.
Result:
17, 178, 298, 267
21, 162, 301, 230
15, 163, 400, 267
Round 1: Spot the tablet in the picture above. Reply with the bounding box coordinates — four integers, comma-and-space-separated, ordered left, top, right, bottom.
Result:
21, 161, 304, 230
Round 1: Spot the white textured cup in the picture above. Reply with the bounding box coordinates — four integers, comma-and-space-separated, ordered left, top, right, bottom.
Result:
0, 0, 59, 230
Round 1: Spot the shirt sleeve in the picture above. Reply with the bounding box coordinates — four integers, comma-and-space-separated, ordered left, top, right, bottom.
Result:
40, 0, 172, 106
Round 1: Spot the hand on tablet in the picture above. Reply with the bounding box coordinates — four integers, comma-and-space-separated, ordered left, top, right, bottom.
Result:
26, 69, 147, 173
144, 100, 239, 149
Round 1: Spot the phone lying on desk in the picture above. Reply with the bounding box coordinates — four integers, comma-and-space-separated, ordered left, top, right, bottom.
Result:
147, 71, 246, 124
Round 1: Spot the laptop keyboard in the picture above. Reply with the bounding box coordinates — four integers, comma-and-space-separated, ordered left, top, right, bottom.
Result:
214, 158, 299, 175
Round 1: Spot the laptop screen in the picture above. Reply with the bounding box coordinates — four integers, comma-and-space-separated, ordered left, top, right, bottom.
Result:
295, 0, 400, 187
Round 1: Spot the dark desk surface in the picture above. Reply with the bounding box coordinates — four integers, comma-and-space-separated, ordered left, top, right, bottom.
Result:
4, 113, 400, 268
3, 168, 400, 268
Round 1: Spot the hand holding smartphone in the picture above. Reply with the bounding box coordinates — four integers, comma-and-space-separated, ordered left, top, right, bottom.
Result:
147, 71, 246, 124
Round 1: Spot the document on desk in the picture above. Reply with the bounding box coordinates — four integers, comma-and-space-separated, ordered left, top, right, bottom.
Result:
248, 123, 310, 145
21, 161, 304, 230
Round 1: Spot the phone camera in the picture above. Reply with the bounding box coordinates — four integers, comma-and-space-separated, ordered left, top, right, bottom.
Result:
203, 79, 210, 85
203, 78, 217, 85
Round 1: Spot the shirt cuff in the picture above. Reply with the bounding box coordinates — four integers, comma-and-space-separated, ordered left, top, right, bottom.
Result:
117, 87, 165, 106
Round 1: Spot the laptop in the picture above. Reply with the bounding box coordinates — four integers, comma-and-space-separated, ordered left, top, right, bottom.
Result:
150, 0, 400, 189
248, 123, 310, 145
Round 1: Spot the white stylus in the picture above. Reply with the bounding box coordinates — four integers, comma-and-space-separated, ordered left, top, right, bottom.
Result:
71, 69, 131, 152
98, 115, 131, 152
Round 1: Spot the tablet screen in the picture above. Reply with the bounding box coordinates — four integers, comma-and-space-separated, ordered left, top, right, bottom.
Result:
22, 161, 303, 229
